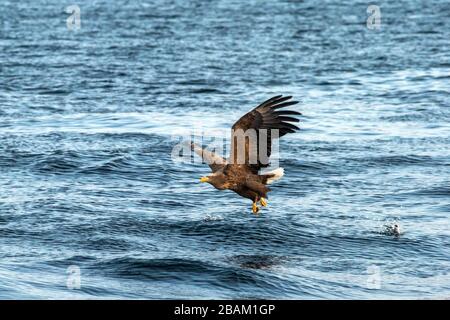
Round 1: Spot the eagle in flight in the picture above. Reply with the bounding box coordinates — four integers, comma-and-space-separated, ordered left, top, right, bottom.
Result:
192, 95, 301, 214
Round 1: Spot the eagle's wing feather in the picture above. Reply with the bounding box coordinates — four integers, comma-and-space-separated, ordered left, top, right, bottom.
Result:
191, 142, 227, 172
229, 95, 301, 173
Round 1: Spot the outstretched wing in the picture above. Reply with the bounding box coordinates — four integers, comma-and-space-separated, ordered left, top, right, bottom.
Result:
229, 95, 301, 173
191, 142, 227, 172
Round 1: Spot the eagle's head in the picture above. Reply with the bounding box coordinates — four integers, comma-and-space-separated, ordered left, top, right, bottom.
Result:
199, 173, 227, 190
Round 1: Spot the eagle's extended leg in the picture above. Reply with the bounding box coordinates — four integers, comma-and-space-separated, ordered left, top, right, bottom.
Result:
260, 197, 268, 207
252, 197, 260, 215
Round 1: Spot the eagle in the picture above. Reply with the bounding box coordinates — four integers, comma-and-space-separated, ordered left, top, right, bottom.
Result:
192, 95, 301, 214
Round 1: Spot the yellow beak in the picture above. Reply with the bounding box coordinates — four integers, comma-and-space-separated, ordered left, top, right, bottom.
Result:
200, 176, 209, 183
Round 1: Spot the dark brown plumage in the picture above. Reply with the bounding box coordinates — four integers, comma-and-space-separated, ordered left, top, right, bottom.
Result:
194, 95, 301, 214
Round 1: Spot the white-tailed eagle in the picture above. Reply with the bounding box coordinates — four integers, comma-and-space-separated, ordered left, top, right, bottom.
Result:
192, 95, 301, 214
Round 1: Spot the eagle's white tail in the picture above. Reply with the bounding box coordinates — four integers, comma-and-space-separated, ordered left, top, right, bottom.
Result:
263, 167, 284, 184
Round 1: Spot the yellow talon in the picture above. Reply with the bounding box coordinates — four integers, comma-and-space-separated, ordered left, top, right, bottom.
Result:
252, 202, 260, 215
260, 197, 268, 207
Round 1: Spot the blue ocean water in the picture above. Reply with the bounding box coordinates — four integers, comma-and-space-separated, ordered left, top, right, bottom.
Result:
0, 0, 449, 299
